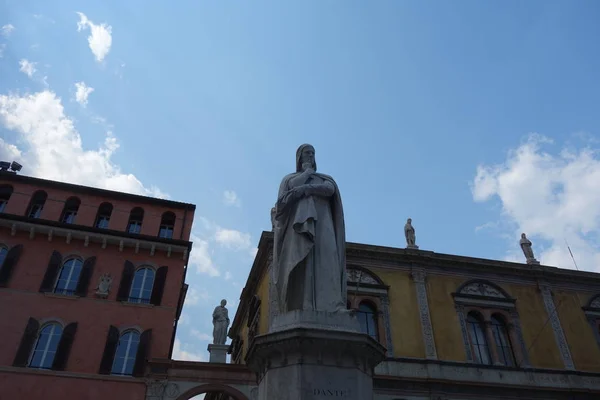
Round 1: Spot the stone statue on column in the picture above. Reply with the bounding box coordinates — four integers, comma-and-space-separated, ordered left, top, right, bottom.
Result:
272, 143, 347, 314
405, 218, 419, 249
212, 299, 230, 345
520, 233, 540, 265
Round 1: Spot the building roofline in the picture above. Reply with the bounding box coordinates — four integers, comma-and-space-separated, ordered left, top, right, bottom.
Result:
0, 171, 196, 211
229, 230, 600, 337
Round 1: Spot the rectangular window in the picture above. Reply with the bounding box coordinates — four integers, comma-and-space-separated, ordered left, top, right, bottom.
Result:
29, 204, 43, 219
62, 211, 77, 224
127, 221, 142, 234
96, 216, 110, 229
158, 225, 173, 239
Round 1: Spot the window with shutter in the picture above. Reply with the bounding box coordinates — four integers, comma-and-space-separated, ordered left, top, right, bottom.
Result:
116, 261, 135, 301
53, 258, 83, 296
39, 251, 63, 293
99, 325, 120, 375
128, 267, 155, 304
13, 317, 40, 367
111, 330, 141, 376
29, 323, 63, 369
0, 244, 23, 286
150, 266, 168, 306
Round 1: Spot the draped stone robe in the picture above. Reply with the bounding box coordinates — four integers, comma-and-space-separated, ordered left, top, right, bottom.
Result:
274, 171, 347, 314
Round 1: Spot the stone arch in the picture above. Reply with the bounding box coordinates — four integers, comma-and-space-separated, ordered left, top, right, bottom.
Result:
176, 384, 250, 400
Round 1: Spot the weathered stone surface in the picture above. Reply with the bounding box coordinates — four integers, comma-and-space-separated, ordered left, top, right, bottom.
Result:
246, 327, 386, 400
207, 343, 229, 363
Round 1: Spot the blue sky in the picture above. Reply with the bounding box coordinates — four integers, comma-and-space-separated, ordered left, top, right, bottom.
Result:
3, 0, 600, 362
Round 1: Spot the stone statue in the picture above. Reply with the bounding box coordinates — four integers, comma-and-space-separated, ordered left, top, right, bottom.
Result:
273, 144, 347, 314
519, 233, 539, 264
270, 205, 277, 231
212, 299, 230, 345
95, 272, 112, 298
404, 218, 418, 249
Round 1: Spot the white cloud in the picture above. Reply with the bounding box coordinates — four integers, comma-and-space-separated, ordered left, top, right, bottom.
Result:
172, 339, 206, 362
0, 90, 165, 197
0, 44, 6, 58
189, 234, 220, 277
472, 134, 600, 271
76, 12, 112, 62
191, 329, 212, 342
19, 59, 36, 78
1, 24, 14, 37
224, 271, 232, 281
74, 81, 94, 106
215, 228, 251, 251
223, 190, 241, 207
185, 287, 210, 306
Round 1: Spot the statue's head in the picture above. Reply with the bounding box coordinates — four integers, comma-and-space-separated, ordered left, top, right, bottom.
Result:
521, 233, 527, 239
296, 144, 317, 172
407, 218, 412, 224
220, 299, 227, 307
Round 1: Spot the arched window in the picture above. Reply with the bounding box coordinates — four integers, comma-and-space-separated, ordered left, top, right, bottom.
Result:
0, 185, 13, 213
158, 211, 175, 239
61, 197, 80, 224
111, 330, 140, 375
467, 312, 491, 365
54, 258, 83, 296
491, 314, 516, 366
26, 190, 47, 219
95, 202, 113, 229
129, 267, 155, 304
127, 207, 144, 234
357, 301, 379, 340
29, 323, 63, 369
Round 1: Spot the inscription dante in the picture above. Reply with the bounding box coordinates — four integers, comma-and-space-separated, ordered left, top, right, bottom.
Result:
312, 388, 351, 397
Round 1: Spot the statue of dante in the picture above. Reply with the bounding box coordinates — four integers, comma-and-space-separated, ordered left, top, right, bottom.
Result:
273, 144, 347, 314
212, 299, 230, 345
404, 218, 416, 247
520, 233, 535, 260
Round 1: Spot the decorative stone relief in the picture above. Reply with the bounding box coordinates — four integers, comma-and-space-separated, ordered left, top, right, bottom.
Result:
95, 272, 113, 298
347, 268, 380, 285
539, 284, 575, 370
590, 296, 600, 309
380, 296, 395, 357
460, 282, 505, 298
509, 310, 530, 367
455, 304, 473, 362
47, 229, 53, 242
412, 269, 437, 359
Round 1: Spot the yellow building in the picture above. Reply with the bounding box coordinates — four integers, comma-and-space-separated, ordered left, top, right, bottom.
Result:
226, 231, 600, 399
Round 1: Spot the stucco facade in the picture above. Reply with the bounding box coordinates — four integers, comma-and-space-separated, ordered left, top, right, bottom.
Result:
0, 171, 195, 399
208, 231, 600, 399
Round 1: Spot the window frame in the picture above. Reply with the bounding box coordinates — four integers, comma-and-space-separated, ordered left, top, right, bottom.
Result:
345, 266, 393, 355
127, 207, 144, 234
582, 294, 600, 348
28, 322, 63, 369
53, 257, 84, 296
60, 197, 81, 224
453, 279, 529, 367
128, 266, 156, 304
110, 329, 141, 376
158, 211, 176, 239
94, 202, 113, 229
466, 311, 492, 365
27, 190, 47, 219
356, 301, 379, 341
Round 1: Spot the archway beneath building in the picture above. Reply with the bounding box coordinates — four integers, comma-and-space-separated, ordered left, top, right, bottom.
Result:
176, 384, 250, 400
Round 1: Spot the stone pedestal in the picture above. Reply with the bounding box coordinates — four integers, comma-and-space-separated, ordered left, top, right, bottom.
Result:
406, 244, 419, 250
526, 257, 540, 265
207, 344, 229, 363
246, 312, 386, 400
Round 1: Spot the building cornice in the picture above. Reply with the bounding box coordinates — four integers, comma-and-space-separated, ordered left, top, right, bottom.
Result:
0, 213, 193, 259
0, 171, 196, 211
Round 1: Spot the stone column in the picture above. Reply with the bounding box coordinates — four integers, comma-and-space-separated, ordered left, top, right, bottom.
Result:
539, 282, 575, 370
411, 268, 437, 360
483, 320, 501, 365
380, 296, 395, 357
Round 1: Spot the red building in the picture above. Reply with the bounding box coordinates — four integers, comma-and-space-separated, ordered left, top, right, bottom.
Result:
0, 169, 195, 399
